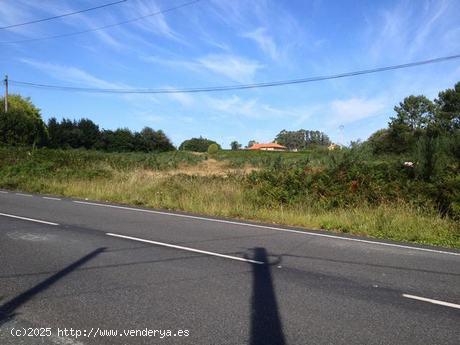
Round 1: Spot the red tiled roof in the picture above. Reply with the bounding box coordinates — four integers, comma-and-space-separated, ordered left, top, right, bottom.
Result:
249, 143, 287, 150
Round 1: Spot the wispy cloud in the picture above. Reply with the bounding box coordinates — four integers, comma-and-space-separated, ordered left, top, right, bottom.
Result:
0, 0, 67, 38
407, 0, 449, 57
366, 0, 458, 61
20, 58, 163, 109
20, 58, 126, 88
164, 88, 195, 107
1, 0, 189, 50
125, 0, 186, 44
142, 55, 199, 71
328, 98, 386, 125
197, 54, 263, 83
242, 27, 279, 60
203, 94, 314, 123
144, 53, 263, 84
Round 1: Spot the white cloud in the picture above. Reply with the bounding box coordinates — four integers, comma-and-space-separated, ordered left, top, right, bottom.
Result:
329, 98, 386, 125
126, 0, 186, 44
242, 27, 279, 60
205, 95, 259, 118
0, 0, 188, 50
20, 58, 164, 109
407, 0, 449, 57
0, 0, 67, 38
197, 54, 263, 83
203, 94, 313, 123
144, 54, 264, 84
20, 58, 125, 89
142, 55, 199, 71
165, 89, 195, 107
367, 0, 457, 61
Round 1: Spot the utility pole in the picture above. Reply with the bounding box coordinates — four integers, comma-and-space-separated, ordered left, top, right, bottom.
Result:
4, 75, 8, 112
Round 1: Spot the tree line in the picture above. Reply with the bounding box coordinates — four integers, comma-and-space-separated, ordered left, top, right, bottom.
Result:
0, 95, 227, 153
47, 118, 175, 152
0, 94, 171, 152
0, 94, 332, 153
274, 129, 331, 149
2, 81, 458, 155
230, 129, 331, 151
368, 81, 460, 155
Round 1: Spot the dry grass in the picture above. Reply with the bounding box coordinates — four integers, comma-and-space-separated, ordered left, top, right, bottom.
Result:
29, 168, 459, 248
1, 147, 458, 248
141, 159, 258, 178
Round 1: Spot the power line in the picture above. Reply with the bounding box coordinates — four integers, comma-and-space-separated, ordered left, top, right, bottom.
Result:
0, 0, 201, 44
0, 0, 128, 30
9, 54, 460, 94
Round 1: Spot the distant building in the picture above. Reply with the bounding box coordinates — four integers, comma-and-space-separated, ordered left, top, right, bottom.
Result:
248, 143, 287, 151
328, 143, 340, 151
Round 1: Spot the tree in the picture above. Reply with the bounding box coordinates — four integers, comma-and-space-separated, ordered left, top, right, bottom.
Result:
137, 127, 175, 152
275, 129, 331, 150
435, 82, 460, 131
1, 93, 178, 152
381, 95, 437, 153
247, 140, 257, 148
150, 129, 175, 152
111, 128, 136, 151
59, 118, 79, 148
47, 117, 61, 148
94, 128, 136, 152
77, 118, 100, 149
390, 95, 435, 131
230, 141, 241, 150
367, 129, 391, 153
0, 94, 47, 147
47, 118, 82, 149
179, 137, 220, 152
275, 130, 299, 150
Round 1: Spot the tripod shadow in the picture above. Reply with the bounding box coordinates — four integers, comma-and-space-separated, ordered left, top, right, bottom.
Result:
249, 247, 285, 345
0, 247, 105, 326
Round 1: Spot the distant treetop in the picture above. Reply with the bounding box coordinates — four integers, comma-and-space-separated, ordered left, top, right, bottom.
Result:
179, 137, 220, 152
275, 129, 331, 150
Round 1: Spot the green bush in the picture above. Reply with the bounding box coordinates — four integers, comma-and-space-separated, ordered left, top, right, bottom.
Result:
207, 143, 219, 154
244, 143, 459, 219
0, 95, 48, 147
179, 137, 220, 152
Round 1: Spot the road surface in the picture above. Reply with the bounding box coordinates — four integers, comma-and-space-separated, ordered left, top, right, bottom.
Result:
0, 191, 459, 344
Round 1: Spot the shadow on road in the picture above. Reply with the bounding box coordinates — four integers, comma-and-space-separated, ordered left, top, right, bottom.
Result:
281, 253, 460, 277
249, 247, 285, 345
0, 247, 105, 325
0, 252, 209, 279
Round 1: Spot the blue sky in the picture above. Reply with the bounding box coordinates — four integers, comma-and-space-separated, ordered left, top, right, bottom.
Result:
1, 0, 460, 147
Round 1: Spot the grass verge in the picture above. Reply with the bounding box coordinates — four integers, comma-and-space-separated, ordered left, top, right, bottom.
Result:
1, 147, 459, 248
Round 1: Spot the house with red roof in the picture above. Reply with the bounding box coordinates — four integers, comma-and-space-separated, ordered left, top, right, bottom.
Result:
248, 142, 287, 151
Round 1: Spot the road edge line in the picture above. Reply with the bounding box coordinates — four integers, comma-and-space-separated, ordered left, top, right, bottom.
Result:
73, 201, 460, 257
106, 232, 264, 265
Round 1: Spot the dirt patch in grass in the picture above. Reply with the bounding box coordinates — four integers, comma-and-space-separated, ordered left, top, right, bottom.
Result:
143, 159, 258, 177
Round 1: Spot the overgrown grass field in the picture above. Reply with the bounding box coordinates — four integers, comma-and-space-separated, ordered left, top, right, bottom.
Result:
0, 146, 458, 248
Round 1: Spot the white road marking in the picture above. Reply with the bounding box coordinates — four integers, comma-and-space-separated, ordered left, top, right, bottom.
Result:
0, 212, 59, 226
74, 201, 460, 257
106, 232, 264, 265
15, 193, 32, 197
43, 196, 62, 201
0, 190, 8, 193
402, 294, 460, 309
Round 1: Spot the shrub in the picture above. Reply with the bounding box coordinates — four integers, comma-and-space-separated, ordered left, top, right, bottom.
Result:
0, 94, 48, 147
179, 137, 220, 152
207, 143, 219, 154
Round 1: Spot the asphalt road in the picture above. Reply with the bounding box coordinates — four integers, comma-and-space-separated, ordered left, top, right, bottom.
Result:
0, 191, 459, 345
